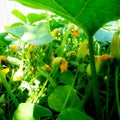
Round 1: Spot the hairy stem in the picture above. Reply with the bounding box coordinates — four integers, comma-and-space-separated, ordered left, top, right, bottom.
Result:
115, 66, 120, 119
79, 35, 103, 120
88, 35, 103, 120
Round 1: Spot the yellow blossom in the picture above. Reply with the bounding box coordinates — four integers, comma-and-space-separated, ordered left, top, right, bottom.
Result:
60, 59, 68, 73
99, 54, 113, 61
52, 57, 68, 73
52, 57, 63, 66
73, 29, 79, 37
42, 64, 52, 71
111, 32, 120, 59
0, 68, 10, 82
0, 56, 6, 61
66, 51, 76, 57
10, 45, 18, 52
77, 40, 88, 59
2, 68, 10, 76
51, 30, 60, 37
87, 54, 113, 76
87, 58, 101, 76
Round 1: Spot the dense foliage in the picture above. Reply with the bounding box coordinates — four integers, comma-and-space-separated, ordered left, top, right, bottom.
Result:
0, 0, 120, 120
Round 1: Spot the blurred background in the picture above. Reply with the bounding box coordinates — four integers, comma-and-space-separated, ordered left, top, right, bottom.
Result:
0, 0, 42, 32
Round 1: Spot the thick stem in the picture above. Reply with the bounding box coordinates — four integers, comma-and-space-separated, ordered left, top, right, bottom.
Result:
106, 63, 110, 120
88, 35, 103, 120
79, 35, 103, 120
115, 66, 120, 119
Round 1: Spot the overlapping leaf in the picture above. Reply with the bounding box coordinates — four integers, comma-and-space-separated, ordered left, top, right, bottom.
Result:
13, 0, 120, 35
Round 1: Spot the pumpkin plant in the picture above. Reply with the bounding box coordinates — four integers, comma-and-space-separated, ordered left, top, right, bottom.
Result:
2, 0, 120, 119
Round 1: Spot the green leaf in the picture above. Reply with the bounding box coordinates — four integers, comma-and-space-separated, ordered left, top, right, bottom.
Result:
78, 63, 86, 73
22, 22, 54, 45
14, 0, 120, 35
48, 85, 81, 112
49, 18, 68, 30
27, 13, 47, 24
0, 32, 11, 46
12, 9, 27, 23
58, 70, 74, 85
57, 108, 94, 120
0, 32, 8, 38
6, 23, 26, 38
12, 103, 52, 120
0, 94, 5, 104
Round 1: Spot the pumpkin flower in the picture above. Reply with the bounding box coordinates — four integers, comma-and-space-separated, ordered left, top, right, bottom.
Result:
52, 57, 68, 73
87, 58, 101, 76
42, 64, 52, 71
10, 45, 18, 52
111, 31, 120, 59
66, 51, 76, 57
87, 54, 113, 76
51, 30, 60, 37
73, 29, 79, 37
99, 54, 113, 61
2, 68, 10, 76
52, 57, 63, 66
0, 56, 6, 62
77, 39, 88, 59
60, 59, 68, 73
0, 68, 10, 82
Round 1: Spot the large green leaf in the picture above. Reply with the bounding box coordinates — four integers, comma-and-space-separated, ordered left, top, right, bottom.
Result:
57, 108, 94, 120
12, 103, 52, 120
22, 22, 54, 45
13, 0, 120, 35
6, 23, 26, 38
58, 70, 74, 85
48, 85, 81, 112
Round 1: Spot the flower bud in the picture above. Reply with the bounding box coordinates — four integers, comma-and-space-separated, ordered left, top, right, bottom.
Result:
77, 39, 88, 59
111, 32, 120, 59
52, 57, 68, 73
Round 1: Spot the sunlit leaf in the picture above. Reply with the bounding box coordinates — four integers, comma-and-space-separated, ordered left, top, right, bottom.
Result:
27, 13, 47, 24
49, 18, 67, 30
22, 22, 54, 45
14, 0, 120, 35
12, 103, 52, 120
48, 85, 81, 112
6, 23, 26, 38
12, 9, 27, 23
57, 108, 94, 120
